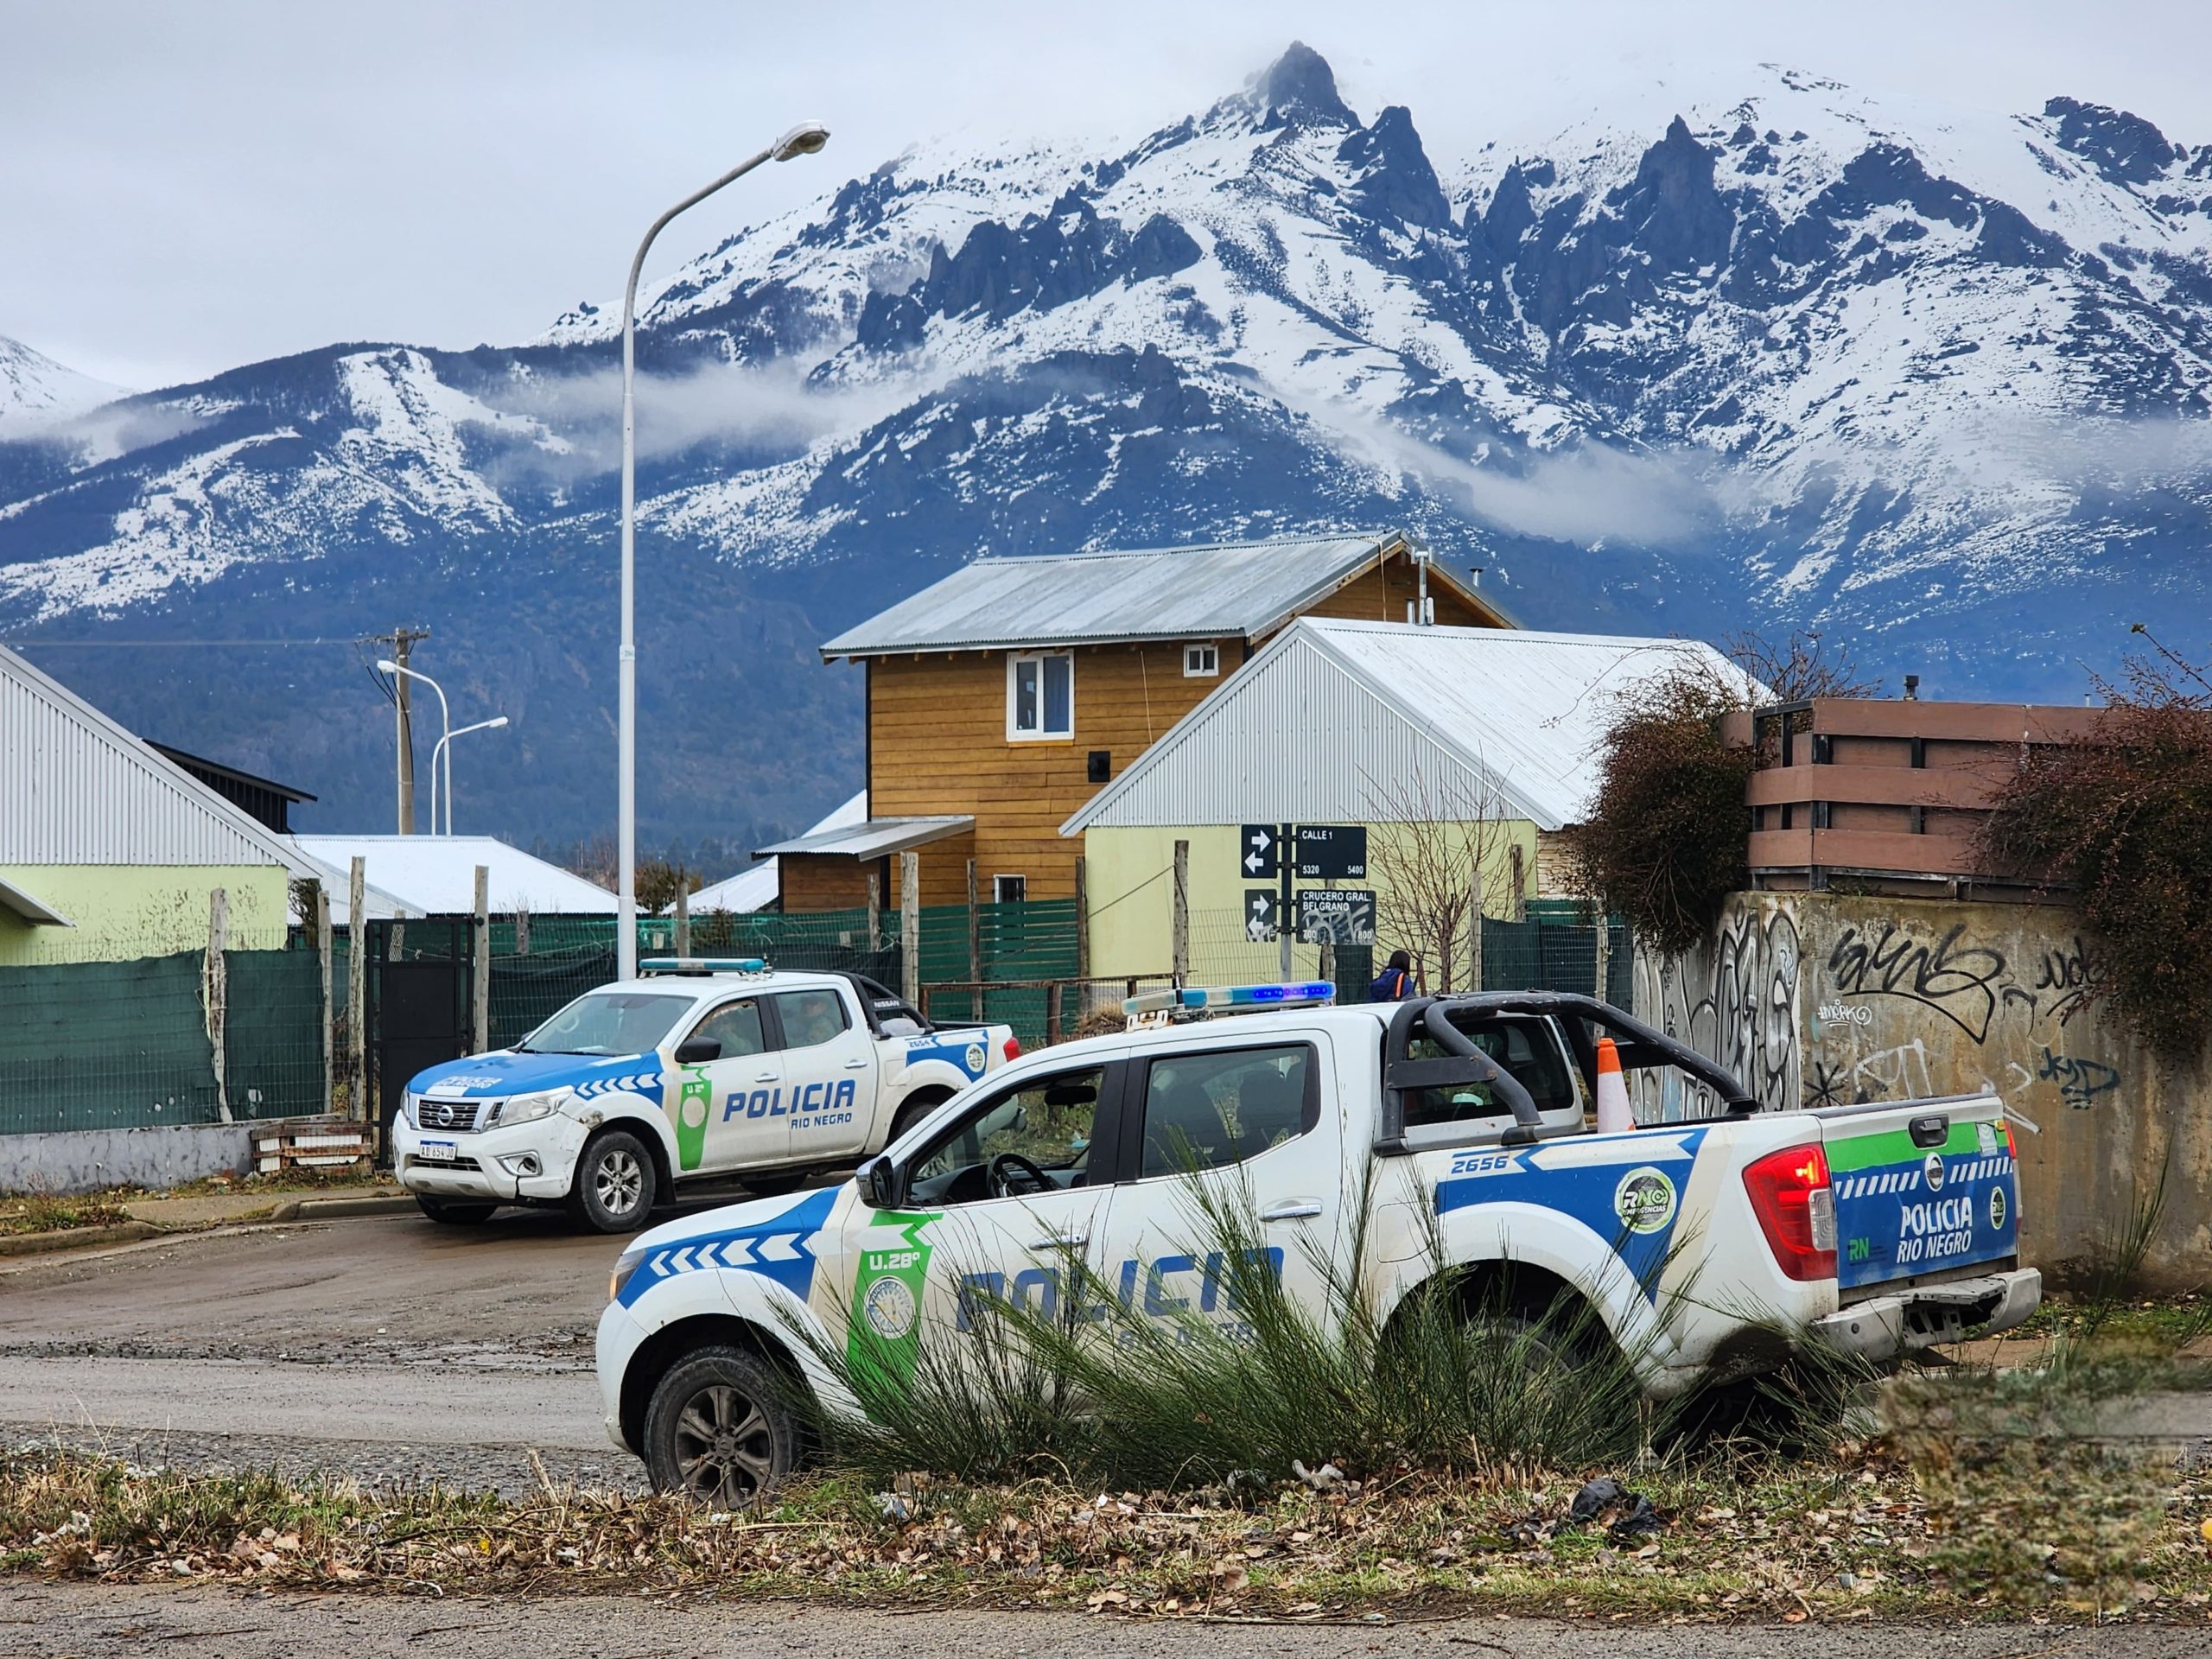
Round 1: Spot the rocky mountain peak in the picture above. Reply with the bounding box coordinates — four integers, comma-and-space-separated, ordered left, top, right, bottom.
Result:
1251, 41, 1355, 129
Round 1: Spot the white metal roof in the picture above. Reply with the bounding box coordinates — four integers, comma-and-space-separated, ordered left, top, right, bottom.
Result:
688, 790, 868, 914
0, 872, 72, 925
1062, 619, 1753, 834
289, 835, 615, 923
820, 531, 1504, 658
0, 643, 315, 873
756, 815, 975, 861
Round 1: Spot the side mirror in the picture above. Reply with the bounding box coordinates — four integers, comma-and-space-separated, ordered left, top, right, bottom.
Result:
856, 1154, 894, 1209
674, 1038, 721, 1064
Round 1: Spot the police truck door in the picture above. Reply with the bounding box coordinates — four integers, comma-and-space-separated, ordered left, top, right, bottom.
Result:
671, 995, 786, 1175
767, 987, 879, 1160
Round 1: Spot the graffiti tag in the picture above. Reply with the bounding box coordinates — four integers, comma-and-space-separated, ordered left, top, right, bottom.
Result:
1825, 923, 2008, 1044
1816, 1001, 1872, 1027
2036, 1046, 2121, 1110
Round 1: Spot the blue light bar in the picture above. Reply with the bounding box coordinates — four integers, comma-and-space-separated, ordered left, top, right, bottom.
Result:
639, 957, 768, 975
1122, 982, 1337, 1016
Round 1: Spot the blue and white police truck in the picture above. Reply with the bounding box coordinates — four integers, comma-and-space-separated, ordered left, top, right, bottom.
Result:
393, 960, 1018, 1233
595, 983, 2041, 1503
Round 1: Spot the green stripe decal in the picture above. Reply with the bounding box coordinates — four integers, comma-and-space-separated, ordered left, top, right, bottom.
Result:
1825, 1120, 1985, 1173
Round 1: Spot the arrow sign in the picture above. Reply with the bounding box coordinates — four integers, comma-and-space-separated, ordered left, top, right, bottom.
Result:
1240, 824, 1279, 878
1244, 889, 1279, 942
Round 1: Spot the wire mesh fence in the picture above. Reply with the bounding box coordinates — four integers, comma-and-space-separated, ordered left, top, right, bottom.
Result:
223, 948, 327, 1121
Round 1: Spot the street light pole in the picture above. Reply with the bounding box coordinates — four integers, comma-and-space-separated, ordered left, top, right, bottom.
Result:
378, 659, 450, 840
431, 715, 511, 835
617, 121, 830, 981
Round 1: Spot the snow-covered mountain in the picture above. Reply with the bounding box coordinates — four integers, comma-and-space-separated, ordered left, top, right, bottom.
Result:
3, 45, 2208, 849
0, 335, 124, 432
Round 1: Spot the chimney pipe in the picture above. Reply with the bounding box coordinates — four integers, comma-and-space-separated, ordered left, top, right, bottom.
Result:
1469, 565, 1484, 588
1903, 674, 1920, 702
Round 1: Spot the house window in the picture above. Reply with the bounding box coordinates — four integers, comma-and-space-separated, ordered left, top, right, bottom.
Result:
1183, 642, 1219, 677
1007, 652, 1073, 740
994, 874, 1027, 904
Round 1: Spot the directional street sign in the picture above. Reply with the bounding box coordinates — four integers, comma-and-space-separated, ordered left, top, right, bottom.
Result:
1239, 824, 1280, 879
1243, 889, 1279, 942
1298, 888, 1376, 945
1294, 824, 1368, 880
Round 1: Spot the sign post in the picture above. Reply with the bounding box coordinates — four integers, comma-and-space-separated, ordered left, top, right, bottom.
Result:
1236, 823, 1372, 982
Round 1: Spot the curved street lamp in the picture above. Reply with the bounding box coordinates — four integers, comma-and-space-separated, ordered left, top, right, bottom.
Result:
378, 658, 448, 838
432, 715, 510, 835
617, 121, 830, 980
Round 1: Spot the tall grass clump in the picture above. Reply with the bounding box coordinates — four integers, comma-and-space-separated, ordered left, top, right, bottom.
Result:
791, 1168, 1758, 1493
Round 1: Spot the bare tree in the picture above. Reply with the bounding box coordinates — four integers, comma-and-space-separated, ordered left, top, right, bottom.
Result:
1362, 761, 1517, 994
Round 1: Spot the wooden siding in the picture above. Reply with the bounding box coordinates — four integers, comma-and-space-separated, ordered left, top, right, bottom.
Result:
868, 643, 1216, 905
778, 853, 880, 912
1293, 556, 1500, 631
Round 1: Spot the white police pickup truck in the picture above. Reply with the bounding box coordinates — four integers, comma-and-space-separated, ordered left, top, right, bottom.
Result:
394, 959, 1017, 1233
597, 984, 2041, 1503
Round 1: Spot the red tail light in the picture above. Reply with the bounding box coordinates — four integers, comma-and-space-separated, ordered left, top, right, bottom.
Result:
1743, 1142, 1837, 1281
2002, 1117, 2018, 1160
1003, 1036, 1021, 1062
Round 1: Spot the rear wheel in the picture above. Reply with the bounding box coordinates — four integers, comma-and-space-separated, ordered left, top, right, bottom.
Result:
566, 1129, 658, 1233
887, 1088, 952, 1144
642, 1345, 801, 1507
416, 1194, 498, 1225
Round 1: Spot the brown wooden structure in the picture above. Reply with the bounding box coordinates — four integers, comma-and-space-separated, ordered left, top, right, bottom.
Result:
781, 533, 1512, 911
1726, 697, 2101, 896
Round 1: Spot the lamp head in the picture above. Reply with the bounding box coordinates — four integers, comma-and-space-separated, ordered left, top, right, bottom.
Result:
770, 123, 830, 162
489, 716, 511, 730
376, 658, 400, 674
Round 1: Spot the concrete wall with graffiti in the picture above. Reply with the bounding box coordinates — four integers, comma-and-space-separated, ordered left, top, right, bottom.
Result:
1632, 892, 2211, 1291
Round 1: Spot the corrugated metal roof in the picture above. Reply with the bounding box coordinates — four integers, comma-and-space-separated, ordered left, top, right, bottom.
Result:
1, 644, 314, 872
1062, 620, 1754, 834
757, 815, 974, 860
690, 790, 867, 914
822, 532, 1475, 658
290, 835, 615, 922
0, 873, 72, 925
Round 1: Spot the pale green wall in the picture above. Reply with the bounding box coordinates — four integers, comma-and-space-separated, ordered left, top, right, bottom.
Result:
0, 866, 290, 965
1083, 820, 1540, 984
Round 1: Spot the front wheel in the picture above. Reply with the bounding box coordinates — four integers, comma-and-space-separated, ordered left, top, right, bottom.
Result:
566, 1129, 658, 1233
643, 1345, 802, 1507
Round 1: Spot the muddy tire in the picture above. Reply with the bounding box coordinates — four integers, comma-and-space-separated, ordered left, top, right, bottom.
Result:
565, 1129, 657, 1233
416, 1194, 498, 1225
642, 1344, 802, 1507
888, 1088, 952, 1144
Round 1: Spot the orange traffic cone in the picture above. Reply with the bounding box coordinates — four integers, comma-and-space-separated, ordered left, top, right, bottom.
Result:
1594, 1036, 1635, 1134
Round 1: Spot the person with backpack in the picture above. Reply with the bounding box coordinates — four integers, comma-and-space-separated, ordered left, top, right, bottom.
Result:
1369, 948, 1417, 1001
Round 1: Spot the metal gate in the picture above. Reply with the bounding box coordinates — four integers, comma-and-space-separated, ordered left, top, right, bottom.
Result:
361, 918, 474, 1155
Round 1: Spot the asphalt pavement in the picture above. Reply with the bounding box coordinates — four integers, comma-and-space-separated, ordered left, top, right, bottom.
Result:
1, 1585, 2197, 1659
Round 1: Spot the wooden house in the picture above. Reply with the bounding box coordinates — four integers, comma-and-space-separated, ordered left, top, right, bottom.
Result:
772, 532, 1510, 911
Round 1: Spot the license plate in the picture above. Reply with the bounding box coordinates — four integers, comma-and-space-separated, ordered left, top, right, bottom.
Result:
417, 1140, 458, 1162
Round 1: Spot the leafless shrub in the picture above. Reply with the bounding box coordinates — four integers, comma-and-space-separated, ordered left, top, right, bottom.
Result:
1362, 764, 1516, 993
1979, 629, 2212, 1058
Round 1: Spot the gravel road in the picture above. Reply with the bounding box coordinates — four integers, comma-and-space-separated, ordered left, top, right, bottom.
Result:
0, 1205, 709, 1495
1, 1584, 2194, 1659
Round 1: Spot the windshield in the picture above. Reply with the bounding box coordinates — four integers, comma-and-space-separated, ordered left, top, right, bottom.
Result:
518, 992, 691, 1057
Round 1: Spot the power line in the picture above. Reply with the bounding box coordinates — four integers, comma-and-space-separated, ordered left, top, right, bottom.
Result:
0, 637, 363, 647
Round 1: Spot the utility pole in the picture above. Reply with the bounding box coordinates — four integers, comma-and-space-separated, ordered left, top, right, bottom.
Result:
372, 626, 431, 834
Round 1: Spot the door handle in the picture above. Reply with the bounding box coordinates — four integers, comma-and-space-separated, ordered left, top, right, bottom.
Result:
753, 1071, 778, 1084
1260, 1201, 1323, 1223
1026, 1232, 1088, 1249
842, 1058, 869, 1070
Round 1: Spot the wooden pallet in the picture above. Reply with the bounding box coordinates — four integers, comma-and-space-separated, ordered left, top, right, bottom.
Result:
253, 1117, 373, 1175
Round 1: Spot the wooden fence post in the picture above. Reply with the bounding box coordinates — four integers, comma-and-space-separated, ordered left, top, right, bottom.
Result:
472, 864, 490, 1053
966, 859, 981, 986
1048, 982, 1065, 1046
1594, 915, 1612, 1007
1467, 866, 1484, 994
315, 884, 334, 1117
514, 899, 531, 957
1171, 840, 1189, 985
674, 881, 690, 958
866, 871, 880, 951
899, 851, 921, 1006
347, 857, 367, 1122
207, 887, 232, 1123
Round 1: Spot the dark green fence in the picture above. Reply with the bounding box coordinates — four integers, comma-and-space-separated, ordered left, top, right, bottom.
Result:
1479, 915, 1632, 1006
0, 948, 322, 1137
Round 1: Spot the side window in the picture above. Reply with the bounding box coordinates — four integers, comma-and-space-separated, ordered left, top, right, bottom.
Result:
1137, 1044, 1313, 1179
908, 1065, 1107, 1205
1007, 652, 1073, 740
771, 989, 849, 1050
1402, 1016, 1577, 1129
689, 997, 766, 1058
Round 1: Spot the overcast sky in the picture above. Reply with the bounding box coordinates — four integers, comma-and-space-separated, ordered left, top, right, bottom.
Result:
8, 0, 2209, 391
